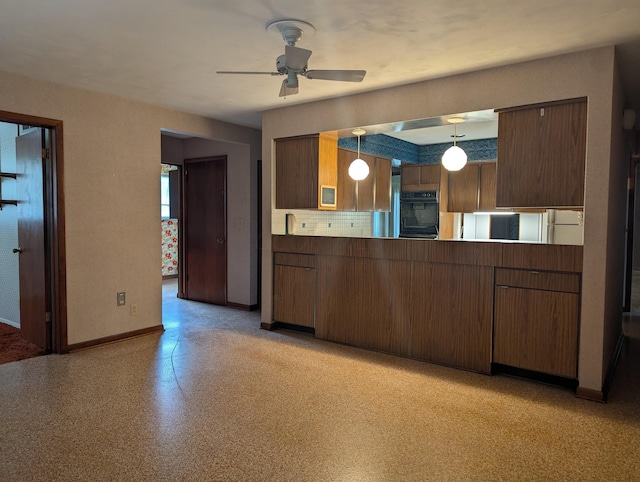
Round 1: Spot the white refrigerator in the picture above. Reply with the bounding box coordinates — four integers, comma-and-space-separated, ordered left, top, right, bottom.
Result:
544, 209, 584, 245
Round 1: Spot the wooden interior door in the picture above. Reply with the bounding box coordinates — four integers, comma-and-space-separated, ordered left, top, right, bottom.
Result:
183, 156, 227, 305
16, 129, 48, 349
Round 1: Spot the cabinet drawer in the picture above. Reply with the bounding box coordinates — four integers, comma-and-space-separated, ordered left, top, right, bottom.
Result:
495, 268, 580, 293
274, 252, 315, 269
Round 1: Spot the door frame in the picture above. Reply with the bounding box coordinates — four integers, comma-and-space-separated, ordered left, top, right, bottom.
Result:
0, 110, 67, 353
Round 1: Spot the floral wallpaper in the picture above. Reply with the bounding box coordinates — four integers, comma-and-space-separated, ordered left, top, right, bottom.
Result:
162, 219, 178, 276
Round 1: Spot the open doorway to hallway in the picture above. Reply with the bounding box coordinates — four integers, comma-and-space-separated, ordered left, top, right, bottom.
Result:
161, 163, 180, 300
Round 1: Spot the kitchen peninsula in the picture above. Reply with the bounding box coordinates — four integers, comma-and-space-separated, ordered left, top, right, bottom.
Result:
270, 235, 583, 381
263, 48, 626, 400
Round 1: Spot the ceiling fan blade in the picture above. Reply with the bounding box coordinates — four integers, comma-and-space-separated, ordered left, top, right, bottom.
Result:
216, 71, 282, 76
285, 45, 312, 71
279, 79, 299, 97
305, 70, 366, 82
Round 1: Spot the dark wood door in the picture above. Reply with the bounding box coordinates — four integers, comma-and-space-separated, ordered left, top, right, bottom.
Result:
183, 156, 227, 305
16, 129, 48, 349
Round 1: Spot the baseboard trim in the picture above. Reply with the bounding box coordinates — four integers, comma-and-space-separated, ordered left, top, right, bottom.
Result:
491, 363, 578, 391
263, 321, 315, 335
67, 325, 165, 352
0, 317, 19, 329
576, 387, 605, 403
227, 302, 259, 312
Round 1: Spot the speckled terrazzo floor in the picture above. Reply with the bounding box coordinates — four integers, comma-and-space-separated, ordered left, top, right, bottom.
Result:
1, 279, 639, 481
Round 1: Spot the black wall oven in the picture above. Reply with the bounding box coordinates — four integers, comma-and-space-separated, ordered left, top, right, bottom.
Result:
400, 190, 439, 238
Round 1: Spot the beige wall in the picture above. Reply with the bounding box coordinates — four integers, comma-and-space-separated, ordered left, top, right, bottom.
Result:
262, 47, 622, 393
0, 69, 260, 345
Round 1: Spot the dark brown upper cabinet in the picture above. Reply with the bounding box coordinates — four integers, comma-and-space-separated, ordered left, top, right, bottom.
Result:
401, 164, 441, 192
275, 133, 338, 210
446, 161, 496, 213
337, 148, 391, 212
495, 98, 587, 208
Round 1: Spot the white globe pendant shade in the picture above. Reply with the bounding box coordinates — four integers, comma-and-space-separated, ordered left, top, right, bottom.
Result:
349, 158, 370, 181
442, 145, 468, 172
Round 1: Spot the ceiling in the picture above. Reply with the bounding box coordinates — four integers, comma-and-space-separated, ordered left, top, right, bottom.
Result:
1, 1, 640, 131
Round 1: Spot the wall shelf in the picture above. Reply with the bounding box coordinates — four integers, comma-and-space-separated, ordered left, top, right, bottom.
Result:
0, 172, 18, 208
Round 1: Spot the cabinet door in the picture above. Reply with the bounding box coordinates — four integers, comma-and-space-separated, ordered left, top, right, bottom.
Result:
496, 99, 586, 208
275, 136, 319, 209
402, 164, 441, 192
273, 265, 315, 328
447, 163, 479, 212
478, 162, 497, 211
374, 156, 391, 212
315, 255, 411, 355
410, 262, 493, 373
356, 152, 376, 211
419, 165, 441, 185
401, 165, 422, 186
493, 286, 579, 378
337, 148, 356, 210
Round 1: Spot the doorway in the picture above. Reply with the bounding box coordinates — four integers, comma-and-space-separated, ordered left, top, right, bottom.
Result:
180, 156, 227, 305
161, 163, 180, 301
0, 111, 66, 354
625, 155, 640, 312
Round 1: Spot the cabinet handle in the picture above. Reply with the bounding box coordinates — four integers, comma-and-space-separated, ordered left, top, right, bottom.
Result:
499, 285, 508, 289
530, 271, 540, 274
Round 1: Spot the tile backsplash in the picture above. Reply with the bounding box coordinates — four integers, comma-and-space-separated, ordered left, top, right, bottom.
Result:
272, 209, 373, 237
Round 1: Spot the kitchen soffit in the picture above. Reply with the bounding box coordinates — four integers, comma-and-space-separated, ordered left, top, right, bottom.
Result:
331, 109, 499, 146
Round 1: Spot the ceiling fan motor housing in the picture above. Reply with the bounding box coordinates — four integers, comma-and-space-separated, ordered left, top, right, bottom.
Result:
276, 55, 287, 74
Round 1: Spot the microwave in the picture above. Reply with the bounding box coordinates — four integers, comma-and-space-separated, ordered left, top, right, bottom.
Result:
319, 185, 336, 209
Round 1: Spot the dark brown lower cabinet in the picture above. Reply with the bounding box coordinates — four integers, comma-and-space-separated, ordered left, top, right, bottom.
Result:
409, 263, 494, 373
273, 254, 315, 328
493, 269, 580, 378
315, 254, 493, 373
315, 256, 411, 354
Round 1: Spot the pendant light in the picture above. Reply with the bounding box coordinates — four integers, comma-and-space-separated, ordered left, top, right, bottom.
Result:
442, 117, 468, 172
348, 128, 369, 181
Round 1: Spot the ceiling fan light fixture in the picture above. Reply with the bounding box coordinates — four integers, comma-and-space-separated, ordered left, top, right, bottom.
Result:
442, 117, 468, 172
349, 128, 369, 181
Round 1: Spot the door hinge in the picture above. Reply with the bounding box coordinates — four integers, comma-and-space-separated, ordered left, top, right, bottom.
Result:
45, 311, 52, 323
42, 148, 51, 159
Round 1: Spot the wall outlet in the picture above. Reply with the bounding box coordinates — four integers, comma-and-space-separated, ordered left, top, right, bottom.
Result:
130, 304, 138, 316
117, 292, 126, 306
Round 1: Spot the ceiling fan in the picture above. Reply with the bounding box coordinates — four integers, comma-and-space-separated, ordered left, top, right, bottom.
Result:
216, 19, 366, 97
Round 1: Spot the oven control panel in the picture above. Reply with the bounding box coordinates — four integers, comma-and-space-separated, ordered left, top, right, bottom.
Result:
400, 190, 438, 201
